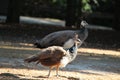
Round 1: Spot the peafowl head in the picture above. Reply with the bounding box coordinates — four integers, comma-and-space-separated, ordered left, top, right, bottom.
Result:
81, 20, 88, 27
67, 34, 80, 52
79, 20, 88, 35
73, 33, 82, 45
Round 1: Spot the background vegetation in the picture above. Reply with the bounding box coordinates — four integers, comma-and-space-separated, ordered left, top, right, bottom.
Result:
0, 0, 119, 29
20, 0, 115, 27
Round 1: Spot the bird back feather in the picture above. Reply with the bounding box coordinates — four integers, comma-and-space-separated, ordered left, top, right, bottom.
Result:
24, 55, 39, 63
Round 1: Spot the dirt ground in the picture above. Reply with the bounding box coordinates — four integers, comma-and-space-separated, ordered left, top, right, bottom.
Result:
0, 23, 120, 80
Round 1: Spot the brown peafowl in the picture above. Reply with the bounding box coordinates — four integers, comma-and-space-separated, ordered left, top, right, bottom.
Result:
24, 34, 80, 77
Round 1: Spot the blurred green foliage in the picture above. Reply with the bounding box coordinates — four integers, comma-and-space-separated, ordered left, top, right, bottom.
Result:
81, 0, 114, 14
52, 0, 67, 7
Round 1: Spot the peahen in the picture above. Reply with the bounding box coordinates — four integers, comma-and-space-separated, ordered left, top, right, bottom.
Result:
24, 34, 80, 77
34, 20, 88, 49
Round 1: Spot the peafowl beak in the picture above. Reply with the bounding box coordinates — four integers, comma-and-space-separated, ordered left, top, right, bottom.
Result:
76, 39, 82, 45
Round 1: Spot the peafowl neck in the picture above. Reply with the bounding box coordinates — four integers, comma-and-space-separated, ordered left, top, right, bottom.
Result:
68, 43, 78, 62
78, 26, 88, 42
79, 26, 88, 34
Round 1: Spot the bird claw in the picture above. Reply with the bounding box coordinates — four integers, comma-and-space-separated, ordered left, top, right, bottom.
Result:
56, 74, 59, 77
47, 74, 50, 78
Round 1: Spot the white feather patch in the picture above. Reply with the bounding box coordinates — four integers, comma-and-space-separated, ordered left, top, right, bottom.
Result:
60, 56, 69, 67
63, 39, 74, 49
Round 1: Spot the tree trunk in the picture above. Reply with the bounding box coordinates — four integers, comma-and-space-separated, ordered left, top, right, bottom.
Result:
76, 0, 82, 28
113, 0, 120, 30
65, 0, 77, 28
6, 0, 21, 23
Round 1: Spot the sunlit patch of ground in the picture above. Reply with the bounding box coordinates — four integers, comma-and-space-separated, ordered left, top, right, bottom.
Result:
79, 48, 120, 57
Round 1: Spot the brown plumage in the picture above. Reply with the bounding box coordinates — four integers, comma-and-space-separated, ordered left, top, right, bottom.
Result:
25, 46, 66, 65
24, 34, 80, 77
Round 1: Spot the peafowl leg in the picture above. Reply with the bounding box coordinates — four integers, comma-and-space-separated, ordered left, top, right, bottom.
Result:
48, 67, 52, 78
56, 65, 59, 77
